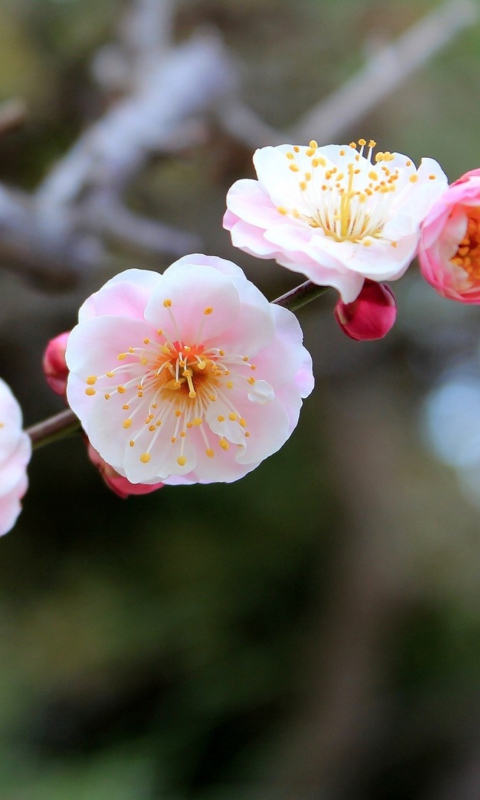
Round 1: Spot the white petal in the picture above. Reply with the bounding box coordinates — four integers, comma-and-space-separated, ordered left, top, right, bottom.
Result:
144, 265, 241, 342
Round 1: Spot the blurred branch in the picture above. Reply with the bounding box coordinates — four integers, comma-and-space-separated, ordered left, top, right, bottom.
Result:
291, 0, 478, 143
214, 97, 285, 148
0, 3, 237, 288
0, 98, 27, 138
215, 0, 478, 150
27, 409, 80, 450
82, 195, 202, 257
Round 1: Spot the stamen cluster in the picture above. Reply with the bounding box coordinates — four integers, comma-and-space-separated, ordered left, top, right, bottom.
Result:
224, 139, 448, 303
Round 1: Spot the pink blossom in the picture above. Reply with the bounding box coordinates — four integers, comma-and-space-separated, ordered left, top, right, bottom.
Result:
66, 254, 314, 485
334, 280, 397, 341
224, 139, 448, 303
43, 331, 70, 396
0, 378, 31, 535
418, 169, 480, 302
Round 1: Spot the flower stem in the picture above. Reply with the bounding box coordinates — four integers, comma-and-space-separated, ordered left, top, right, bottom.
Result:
27, 408, 80, 450
273, 280, 330, 311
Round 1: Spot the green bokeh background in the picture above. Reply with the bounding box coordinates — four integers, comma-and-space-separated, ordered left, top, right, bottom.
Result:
1, 1, 480, 798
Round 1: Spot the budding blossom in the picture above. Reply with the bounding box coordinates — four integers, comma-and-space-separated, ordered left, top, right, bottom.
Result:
0, 378, 31, 535
224, 139, 448, 302
334, 280, 397, 341
66, 254, 314, 485
418, 169, 480, 302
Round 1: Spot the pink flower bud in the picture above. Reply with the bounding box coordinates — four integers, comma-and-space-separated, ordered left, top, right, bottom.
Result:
43, 332, 70, 396
334, 279, 397, 341
87, 443, 164, 499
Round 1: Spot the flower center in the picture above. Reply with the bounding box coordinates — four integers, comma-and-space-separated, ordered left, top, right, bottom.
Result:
82, 300, 268, 470
277, 138, 424, 246
451, 207, 480, 282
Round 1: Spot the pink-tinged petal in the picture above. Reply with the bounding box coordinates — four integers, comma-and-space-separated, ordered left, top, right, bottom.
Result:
205, 397, 249, 444
0, 473, 28, 536
0, 385, 26, 465
253, 145, 310, 210
79, 269, 161, 322
163, 444, 261, 485
229, 219, 287, 259
144, 265, 240, 342
253, 305, 314, 430
419, 168, 480, 303
67, 372, 136, 468
225, 179, 287, 229
277, 254, 365, 303
334, 280, 397, 341
87, 443, 164, 498
420, 206, 454, 250
104, 474, 164, 497
66, 316, 153, 377
330, 234, 418, 282
0, 435, 32, 495
43, 331, 70, 397
165, 253, 247, 282
235, 397, 290, 464
264, 221, 322, 257
259, 305, 314, 399
0, 378, 31, 535
223, 209, 239, 231
167, 256, 277, 355
123, 423, 198, 483
207, 301, 274, 358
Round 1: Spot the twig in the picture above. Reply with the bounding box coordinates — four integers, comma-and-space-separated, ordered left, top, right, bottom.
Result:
0, 3, 238, 287
291, 0, 478, 143
273, 280, 330, 312
27, 409, 80, 449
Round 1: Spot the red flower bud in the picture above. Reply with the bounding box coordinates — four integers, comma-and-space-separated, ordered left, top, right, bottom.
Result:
42, 331, 70, 396
334, 280, 396, 341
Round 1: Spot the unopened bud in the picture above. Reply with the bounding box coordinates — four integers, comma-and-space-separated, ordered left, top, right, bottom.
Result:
42, 332, 70, 396
334, 280, 396, 341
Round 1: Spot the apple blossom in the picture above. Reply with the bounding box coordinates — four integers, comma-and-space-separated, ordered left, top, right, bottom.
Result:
66, 254, 314, 485
0, 378, 31, 535
334, 280, 397, 341
224, 138, 448, 302
418, 168, 480, 302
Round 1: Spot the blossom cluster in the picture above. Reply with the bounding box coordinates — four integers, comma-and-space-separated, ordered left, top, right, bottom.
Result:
2, 136, 480, 535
